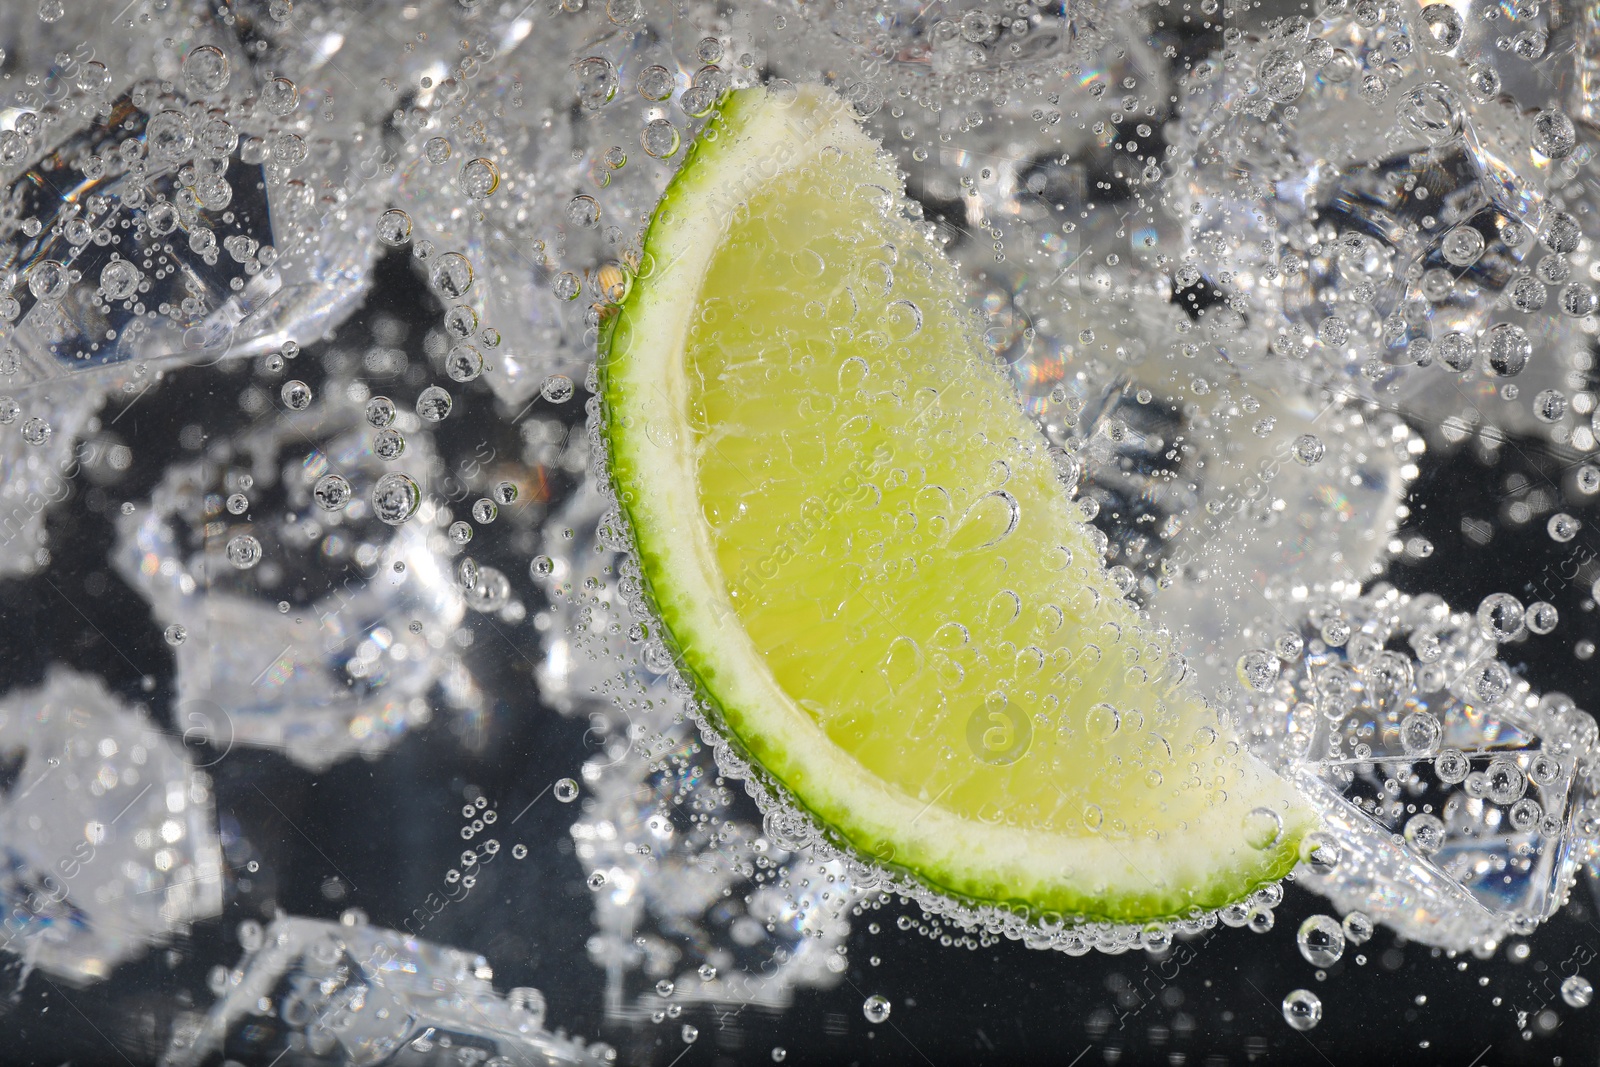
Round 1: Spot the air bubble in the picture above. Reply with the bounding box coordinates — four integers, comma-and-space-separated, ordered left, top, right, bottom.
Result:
1317, 316, 1349, 347
1508, 277, 1547, 313
28, 260, 69, 302
1299, 832, 1341, 875
1341, 911, 1373, 946
1526, 602, 1559, 634
313, 474, 352, 511
1291, 434, 1325, 466
366, 396, 397, 428
416, 386, 453, 422
99, 260, 141, 301
1483, 322, 1531, 376
642, 119, 681, 159
1487, 757, 1526, 804
20, 417, 51, 446
1477, 593, 1524, 641
1297, 915, 1345, 967
1421, 4, 1464, 50
567, 195, 601, 227
430, 253, 474, 299
372, 473, 421, 525
1236, 649, 1281, 692
1470, 659, 1513, 702
575, 56, 619, 109
1437, 333, 1475, 372
1435, 747, 1470, 784
226, 534, 262, 570
1532, 108, 1577, 159
1404, 813, 1446, 854
1243, 806, 1284, 849
372, 429, 406, 460
1258, 48, 1306, 103
459, 158, 500, 200
446, 344, 483, 382
377, 209, 413, 247
1398, 82, 1462, 145
1282, 989, 1323, 1031
444, 305, 479, 340
1400, 711, 1441, 756
1548, 513, 1581, 542
541, 375, 575, 403
1532, 389, 1567, 423
1541, 211, 1582, 254
262, 76, 300, 117
280, 380, 312, 411
637, 65, 675, 101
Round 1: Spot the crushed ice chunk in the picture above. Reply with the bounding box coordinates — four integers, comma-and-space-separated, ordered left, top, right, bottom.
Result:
1241, 584, 1600, 951
161, 915, 611, 1067
0, 668, 222, 984
0, 371, 116, 578
112, 388, 468, 771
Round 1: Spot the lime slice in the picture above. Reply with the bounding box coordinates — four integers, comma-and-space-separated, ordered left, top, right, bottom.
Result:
600, 84, 1308, 924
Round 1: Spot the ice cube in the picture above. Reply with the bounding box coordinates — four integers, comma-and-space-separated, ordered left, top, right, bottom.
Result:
1240, 584, 1600, 951
0, 368, 115, 578
0, 668, 222, 984
0, 69, 377, 390
161, 914, 611, 1067
113, 385, 468, 771
1166, 3, 1596, 450
1055, 341, 1415, 693
390, 17, 677, 409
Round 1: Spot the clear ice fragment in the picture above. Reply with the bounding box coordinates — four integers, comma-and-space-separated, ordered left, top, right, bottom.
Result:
0, 668, 222, 983
1242, 585, 1600, 951
161, 915, 612, 1067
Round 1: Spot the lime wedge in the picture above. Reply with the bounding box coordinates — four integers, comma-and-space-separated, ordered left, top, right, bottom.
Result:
600, 84, 1308, 924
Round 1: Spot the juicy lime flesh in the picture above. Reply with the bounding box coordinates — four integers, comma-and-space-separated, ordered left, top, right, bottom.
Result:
604, 87, 1304, 921
690, 171, 1185, 830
